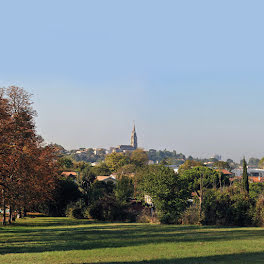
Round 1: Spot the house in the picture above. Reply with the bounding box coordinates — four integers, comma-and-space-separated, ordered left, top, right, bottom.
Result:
216, 169, 233, 177
96, 175, 117, 184
61, 171, 78, 178
61, 171, 79, 183
230, 168, 264, 183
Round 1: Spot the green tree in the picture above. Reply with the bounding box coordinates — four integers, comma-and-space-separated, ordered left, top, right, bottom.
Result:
91, 162, 111, 176
90, 181, 115, 203
242, 158, 249, 193
180, 166, 219, 220
58, 157, 74, 170
137, 165, 190, 224
249, 183, 264, 201
45, 177, 82, 216
214, 161, 231, 170
114, 176, 134, 204
78, 166, 96, 203
259, 157, 264, 169
178, 160, 203, 174
105, 152, 130, 172
130, 148, 148, 167
116, 164, 137, 179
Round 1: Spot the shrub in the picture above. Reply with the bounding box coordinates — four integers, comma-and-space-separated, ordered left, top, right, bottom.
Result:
89, 194, 127, 221
231, 193, 254, 226
254, 195, 264, 226
65, 199, 86, 219
83, 207, 91, 219
71, 208, 84, 219
181, 203, 200, 225
202, 188, 254, 226
136, 208, 158, 223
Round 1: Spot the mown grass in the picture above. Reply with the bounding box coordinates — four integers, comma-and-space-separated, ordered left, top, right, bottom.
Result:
0, 217, 264, 263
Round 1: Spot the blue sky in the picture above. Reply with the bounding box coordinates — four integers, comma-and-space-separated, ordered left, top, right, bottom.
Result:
1, 0, 264, 161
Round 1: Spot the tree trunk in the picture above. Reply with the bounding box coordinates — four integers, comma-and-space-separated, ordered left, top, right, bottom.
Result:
2, 190, 6, 226
12, 210, 16, 222
8, 205, 12, 224
219, 172, 222, 189
23, 208, 27, 218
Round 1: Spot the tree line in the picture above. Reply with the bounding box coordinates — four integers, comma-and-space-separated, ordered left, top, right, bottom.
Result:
50, 149, 264, 226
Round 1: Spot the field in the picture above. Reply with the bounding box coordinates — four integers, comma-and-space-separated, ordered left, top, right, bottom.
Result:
0, 217, 264, 264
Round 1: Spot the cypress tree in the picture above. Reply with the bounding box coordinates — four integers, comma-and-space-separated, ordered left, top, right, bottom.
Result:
242, 158, 249, 193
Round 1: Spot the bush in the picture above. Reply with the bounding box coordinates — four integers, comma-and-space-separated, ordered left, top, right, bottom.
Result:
65, 199, 86, 219
136, 208, 158, 223
231, 193, 254, 226
254, 195, 264, 226
181, 203, 200, 225
202, 188, 254, 226
89, 194, 127, 221
83, 207, 91, 219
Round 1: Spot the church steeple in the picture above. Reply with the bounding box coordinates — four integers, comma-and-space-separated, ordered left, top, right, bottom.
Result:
131, 123, 138, 149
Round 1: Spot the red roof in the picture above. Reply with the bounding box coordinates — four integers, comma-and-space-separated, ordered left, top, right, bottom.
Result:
229, 176, 264, 183
216, 169, 232, 175
249, 176, 264, 183
61, 171, 78, 177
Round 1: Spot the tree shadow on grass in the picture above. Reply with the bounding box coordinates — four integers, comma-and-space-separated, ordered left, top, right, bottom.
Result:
1, 218, 264, 256
80, 251, 264, 264
9, 217, 95, 227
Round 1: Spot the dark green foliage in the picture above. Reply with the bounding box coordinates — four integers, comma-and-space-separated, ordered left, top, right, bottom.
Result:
89, 194, 127, 221
43, 177, 82, 216
114, 176, 134, 204
249, 183, 264, 201
242, 158, 249, 193
91, 162, 111, 176
137, 165, 190, 224
90, 181, 115, 203
254, 195, 264, 226
66, 200, 86, 219
78, 166, 96, 203
180, 166, 222, 193
202, 187, 254, 226
202, 189, 233, 225
58, 157, 74, 170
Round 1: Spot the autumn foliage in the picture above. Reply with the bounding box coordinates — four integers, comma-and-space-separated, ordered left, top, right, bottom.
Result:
0, 86, 58, 225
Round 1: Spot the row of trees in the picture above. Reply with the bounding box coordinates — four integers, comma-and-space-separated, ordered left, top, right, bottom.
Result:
0, 87, 58, 225
42, 150, 148, 219
134, 157, 264, 225
50, 148, 261, 226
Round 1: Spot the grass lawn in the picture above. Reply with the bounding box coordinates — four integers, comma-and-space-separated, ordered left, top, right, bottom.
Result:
0, 217, 264, 263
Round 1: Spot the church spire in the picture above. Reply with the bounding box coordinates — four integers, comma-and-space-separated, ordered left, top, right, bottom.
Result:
131, 123, 138, 149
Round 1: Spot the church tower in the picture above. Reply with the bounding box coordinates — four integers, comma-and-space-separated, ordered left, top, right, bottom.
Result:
131, 124, 138, 149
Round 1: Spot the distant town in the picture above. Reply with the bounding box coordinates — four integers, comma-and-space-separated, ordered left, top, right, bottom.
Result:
54, 125, 264, 184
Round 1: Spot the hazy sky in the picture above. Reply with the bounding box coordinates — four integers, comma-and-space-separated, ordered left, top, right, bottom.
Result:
1, 0, 264, 161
